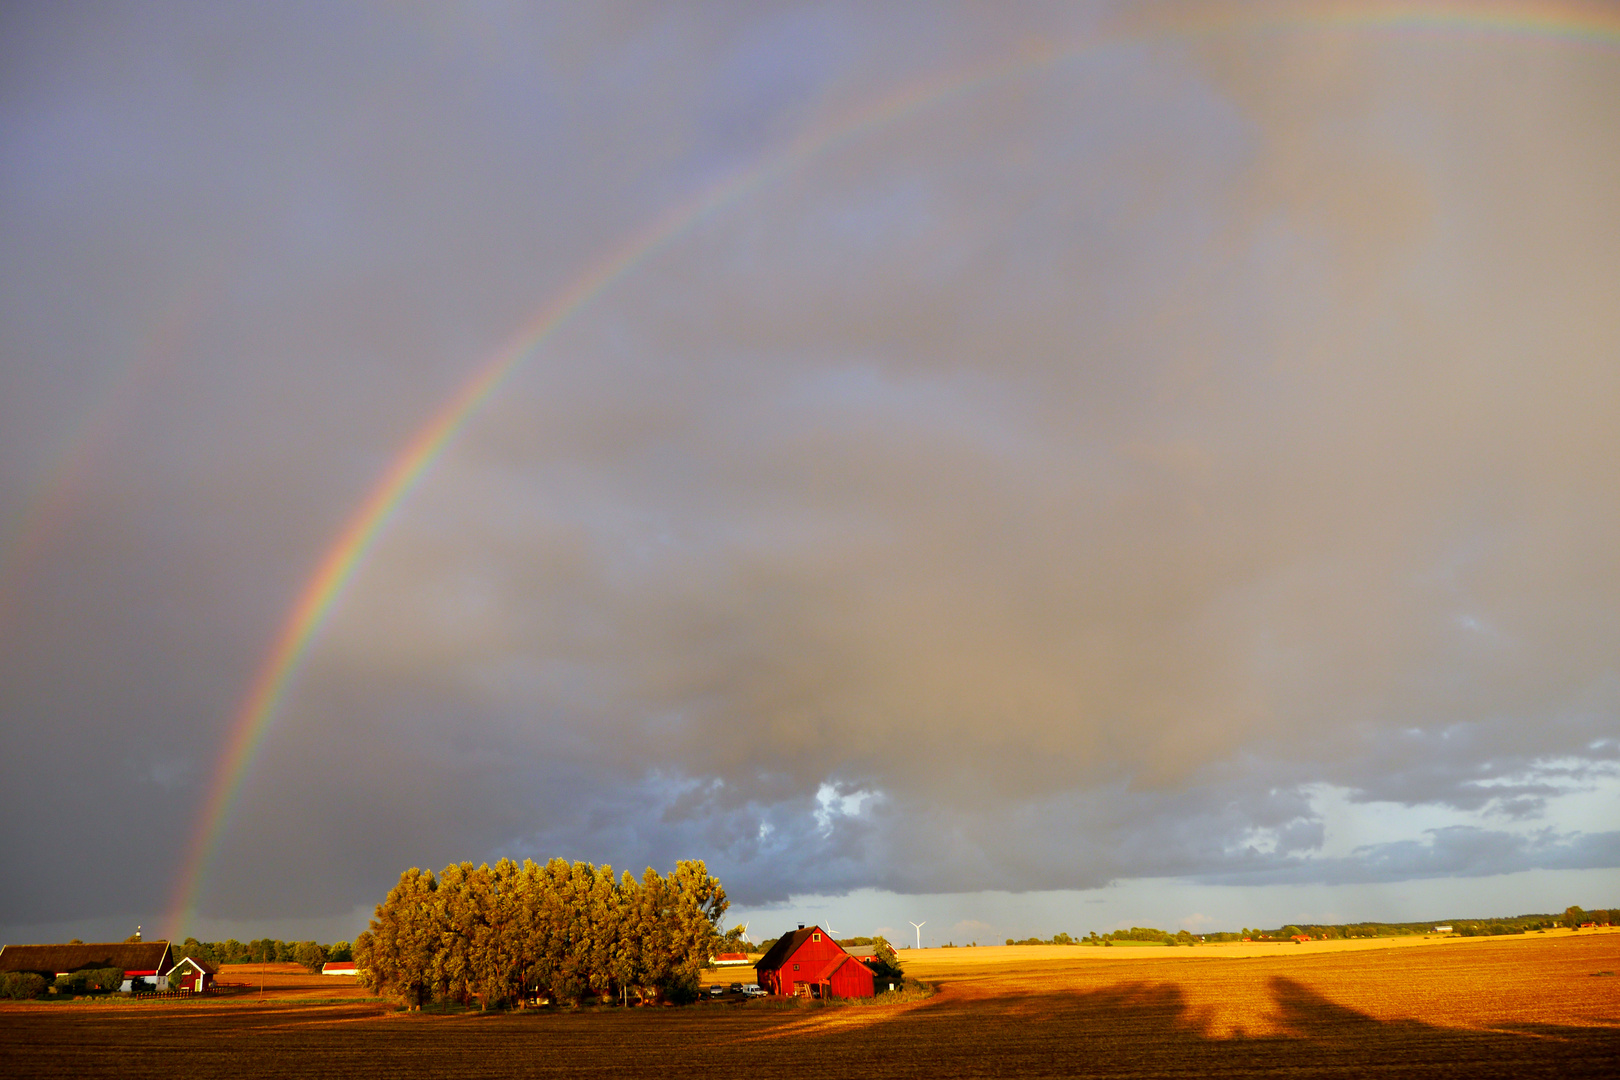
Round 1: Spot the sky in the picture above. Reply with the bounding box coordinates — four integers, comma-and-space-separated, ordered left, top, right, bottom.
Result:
2, 0, 1617, 948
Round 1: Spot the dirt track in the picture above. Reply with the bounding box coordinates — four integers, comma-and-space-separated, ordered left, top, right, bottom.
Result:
3, 931, 1616, 1077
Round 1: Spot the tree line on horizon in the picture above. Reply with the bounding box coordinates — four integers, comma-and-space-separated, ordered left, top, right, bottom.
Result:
169, 936, 353, 971
995, 904, 1613, 947
353, 858, 729, 1009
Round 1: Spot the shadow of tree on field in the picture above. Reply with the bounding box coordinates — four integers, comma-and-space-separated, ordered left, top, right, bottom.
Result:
797, 976, 1620, 1080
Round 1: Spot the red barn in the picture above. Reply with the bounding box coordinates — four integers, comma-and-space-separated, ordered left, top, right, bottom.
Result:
755, 925, 875, 999
168, 955, 216, 991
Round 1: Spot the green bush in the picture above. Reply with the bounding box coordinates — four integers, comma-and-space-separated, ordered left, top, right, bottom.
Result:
0, 972, 47, 999
82, 967, 125, 992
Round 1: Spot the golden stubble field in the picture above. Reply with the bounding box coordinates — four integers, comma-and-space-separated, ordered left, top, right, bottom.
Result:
3, 929, 1616, 1078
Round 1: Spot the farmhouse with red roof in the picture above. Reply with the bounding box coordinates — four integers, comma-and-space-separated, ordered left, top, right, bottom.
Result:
755, 925, 875, 999
0, 941, 176, 992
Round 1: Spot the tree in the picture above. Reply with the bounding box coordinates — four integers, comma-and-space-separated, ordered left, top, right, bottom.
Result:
84, 967, 124, 992
642, 860, 726, 1003
180, 937, 215, 967
356, 867, 441, 1009
860, 937, 904, 982
1563, 906, 1586, 928
294, 941, 327, 973
356, 857, 730, 1010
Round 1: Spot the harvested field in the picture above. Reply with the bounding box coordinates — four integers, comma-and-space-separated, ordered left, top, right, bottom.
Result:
3, 929, 1615, 1077
207, 962, 380, 1000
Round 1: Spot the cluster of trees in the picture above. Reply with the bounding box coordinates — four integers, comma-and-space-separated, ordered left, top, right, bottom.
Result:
1560, 906, 1613, 928
0, 968, 124, 999
354, 858, 729, 1010
1230, 906, 1613, 941
1001, 930, 1199, 947
1100, 928, 1197, 945
174, 937, 353, 972
1005, 933, 1078, 945
995, 905, 1614, 949
1, 972, 50, 998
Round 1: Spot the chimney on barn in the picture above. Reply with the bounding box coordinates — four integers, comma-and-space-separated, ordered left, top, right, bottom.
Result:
799, 924, 805, 930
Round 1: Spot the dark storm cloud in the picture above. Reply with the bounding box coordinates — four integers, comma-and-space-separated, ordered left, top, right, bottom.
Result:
3, 3, 1616, 934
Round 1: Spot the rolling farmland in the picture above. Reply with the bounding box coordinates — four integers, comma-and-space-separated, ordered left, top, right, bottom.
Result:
3, 929, 1615, 1078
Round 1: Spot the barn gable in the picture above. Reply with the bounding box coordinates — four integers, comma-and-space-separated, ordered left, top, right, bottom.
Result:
167, 955, 217, 991
811, 952, 876, 998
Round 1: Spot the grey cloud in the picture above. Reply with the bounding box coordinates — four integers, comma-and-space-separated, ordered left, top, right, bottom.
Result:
1201, 828, 1620, 889
4, 3, 1618, 934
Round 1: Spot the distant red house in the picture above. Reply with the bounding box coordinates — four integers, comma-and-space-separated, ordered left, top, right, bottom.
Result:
168, 955, 216, 991
756, 926, 875, 999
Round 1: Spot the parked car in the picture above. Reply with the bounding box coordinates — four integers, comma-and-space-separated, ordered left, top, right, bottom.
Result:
742, 984, 767, 997
708, 984, 725, 996
728, 983, 743, 993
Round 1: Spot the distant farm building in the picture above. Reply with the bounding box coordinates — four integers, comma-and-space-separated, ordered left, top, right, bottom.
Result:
756, 925, 875, 999
710, 953, 752, 967
1433, 926, 1453, 933
168, 955, 216, 991
0, 941, 176, 992
321, 961, 359, 976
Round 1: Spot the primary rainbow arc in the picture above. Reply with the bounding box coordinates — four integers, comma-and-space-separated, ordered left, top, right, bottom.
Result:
164, 1, 1620, 939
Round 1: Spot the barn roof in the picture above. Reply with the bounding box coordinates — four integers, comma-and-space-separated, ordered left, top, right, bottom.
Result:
811, 952, 869, 982
171, 954, 218, 975
0, 942, 174, 975
756, 926, 825, 971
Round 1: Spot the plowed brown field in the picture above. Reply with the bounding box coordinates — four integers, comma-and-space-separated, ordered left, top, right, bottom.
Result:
4, 929, 1616, 1077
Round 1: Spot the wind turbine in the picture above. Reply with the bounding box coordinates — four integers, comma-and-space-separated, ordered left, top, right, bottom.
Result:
910, 920, 926, 950
825, 923, 842, 939
739, 922, 752, 944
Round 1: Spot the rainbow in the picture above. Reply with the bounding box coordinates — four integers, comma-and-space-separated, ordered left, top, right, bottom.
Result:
163, 1, 1620, 938
0, 285, 207, 634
